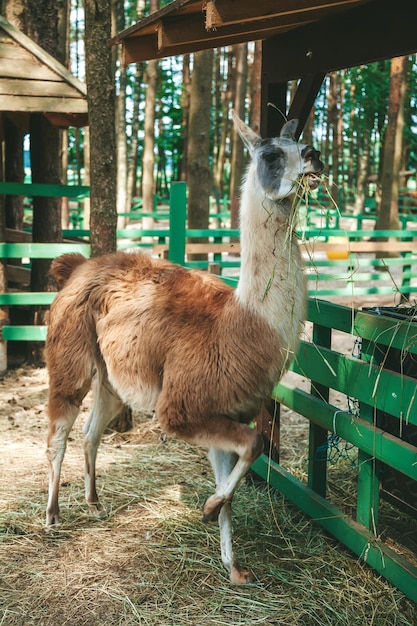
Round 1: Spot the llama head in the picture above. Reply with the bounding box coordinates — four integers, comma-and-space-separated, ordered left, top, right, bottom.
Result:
232, 111, 324, 202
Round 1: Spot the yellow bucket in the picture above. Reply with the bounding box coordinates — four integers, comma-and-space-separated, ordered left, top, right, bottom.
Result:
326, 236, 350, 260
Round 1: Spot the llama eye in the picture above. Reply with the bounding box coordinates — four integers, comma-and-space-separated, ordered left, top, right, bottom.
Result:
263, 150, 282, 164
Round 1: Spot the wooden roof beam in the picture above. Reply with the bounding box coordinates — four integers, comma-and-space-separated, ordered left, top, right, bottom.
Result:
262, 0, 417, 81
121, 13, 321, 63
205, 0, 368, 28
123, 27, 288, 64
156, 12, 307, 49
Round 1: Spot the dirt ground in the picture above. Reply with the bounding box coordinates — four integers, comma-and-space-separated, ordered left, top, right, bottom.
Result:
1, 295, 417, 625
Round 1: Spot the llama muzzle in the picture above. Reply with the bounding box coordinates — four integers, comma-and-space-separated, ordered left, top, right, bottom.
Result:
301, 145, 324, 189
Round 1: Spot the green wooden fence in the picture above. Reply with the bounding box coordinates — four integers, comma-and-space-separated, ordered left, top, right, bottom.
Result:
253, 298, 417, 603
0, 182, 187, 341
0, 241, 90, 341
2, 180, 417, 335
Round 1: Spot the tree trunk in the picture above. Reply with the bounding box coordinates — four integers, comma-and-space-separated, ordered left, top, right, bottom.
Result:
354, 134, 370, 215
30, 114, 63, 294
229, 43, 248, 231
116, 62, 128, 229
179, 53, 191, 182
125, 63, 143, 213
328, 72, 339, 207
113, 1, 127, 228
84, 0, 117, 256
29, 113, 62, 362
187, 48, 213, 260
377, 56, 408, 244
141, 0, 159, 230
4, 116, 24, 231
141, 58, 158, 230
61, 129, 69, 228
85, 0, 132, 432
347, 81, 356, 188
214, 47, 233, 198
83, 126, 91, 229
337, 71, 345, 204
249, 41, 262, 135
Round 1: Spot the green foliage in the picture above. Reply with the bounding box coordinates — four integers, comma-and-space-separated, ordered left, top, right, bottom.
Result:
66, 1, 417, 210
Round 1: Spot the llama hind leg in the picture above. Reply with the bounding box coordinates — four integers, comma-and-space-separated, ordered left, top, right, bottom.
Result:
46, 390, 87, 526
208, 448, 256, 584
83, 374, 123, 518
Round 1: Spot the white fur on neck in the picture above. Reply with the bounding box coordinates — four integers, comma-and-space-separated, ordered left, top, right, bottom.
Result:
234, 165, 306, 356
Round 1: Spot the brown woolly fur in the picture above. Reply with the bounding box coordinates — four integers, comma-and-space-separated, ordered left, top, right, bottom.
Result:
48, 252, 86, 288
44, 115, 324, 583
46, 253, 281, 424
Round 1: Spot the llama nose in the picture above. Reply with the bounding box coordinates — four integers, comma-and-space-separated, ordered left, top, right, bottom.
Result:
302, 146, 324, 173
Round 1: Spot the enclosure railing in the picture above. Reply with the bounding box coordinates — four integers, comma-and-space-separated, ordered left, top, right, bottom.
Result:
253, 298, 417, 604
2, 180, 417, 340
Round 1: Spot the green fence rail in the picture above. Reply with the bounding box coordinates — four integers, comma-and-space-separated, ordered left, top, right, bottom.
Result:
253, 298, 417, 603
2, 178, 417, 338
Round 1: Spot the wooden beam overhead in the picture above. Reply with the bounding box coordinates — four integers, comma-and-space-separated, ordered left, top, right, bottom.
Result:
262, 0, 417, 81
122, 16, 306, 63
205, 0, 365, 29
112, 0, 374, 64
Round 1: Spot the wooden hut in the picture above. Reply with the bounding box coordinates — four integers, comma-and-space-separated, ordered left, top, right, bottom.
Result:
0, 15, 88, 370
0, 14, 87, 130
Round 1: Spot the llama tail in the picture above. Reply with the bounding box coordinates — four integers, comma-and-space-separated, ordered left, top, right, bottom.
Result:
49, 253, 87, 289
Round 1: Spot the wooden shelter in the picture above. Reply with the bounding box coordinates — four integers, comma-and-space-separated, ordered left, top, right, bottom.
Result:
111, 0, 417, 604
0, 16, 88, 370
0, 15, 87, 130
112, 0, 416, 137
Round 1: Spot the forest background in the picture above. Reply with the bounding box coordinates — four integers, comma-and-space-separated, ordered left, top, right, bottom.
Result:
1, 0, 417, 260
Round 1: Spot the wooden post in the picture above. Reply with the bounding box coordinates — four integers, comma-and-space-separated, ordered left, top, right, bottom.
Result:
257, 399, 280, 463
0, 130, 8, 374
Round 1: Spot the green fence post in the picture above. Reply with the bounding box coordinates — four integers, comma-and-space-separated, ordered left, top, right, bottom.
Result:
356, 338, 380, 532
168, 182, 187, 265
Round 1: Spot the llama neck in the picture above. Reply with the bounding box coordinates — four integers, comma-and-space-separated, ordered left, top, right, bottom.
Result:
234, 181, 306, 340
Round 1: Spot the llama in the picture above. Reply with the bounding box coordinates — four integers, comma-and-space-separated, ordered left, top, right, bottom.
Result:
45, 113, 323, 584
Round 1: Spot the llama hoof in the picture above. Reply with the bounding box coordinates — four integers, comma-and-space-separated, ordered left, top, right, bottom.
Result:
230, 564, 256, 585
45, 510, 61, 528
45, 520, 61, 532
88, 502, 108, 519
202, 495, 225, 523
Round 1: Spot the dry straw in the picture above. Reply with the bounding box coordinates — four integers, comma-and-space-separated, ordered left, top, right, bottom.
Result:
0, 366, 416, 626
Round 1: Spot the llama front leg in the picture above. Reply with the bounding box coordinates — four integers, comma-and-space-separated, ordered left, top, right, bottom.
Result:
159, 402, 263, 583
207, 448, 256, 584
201, 424, 263, 524
159, 407, 263, 524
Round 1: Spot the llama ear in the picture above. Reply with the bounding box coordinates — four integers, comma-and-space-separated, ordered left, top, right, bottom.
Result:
280, 119, 299, 140
232, 109, 261, 155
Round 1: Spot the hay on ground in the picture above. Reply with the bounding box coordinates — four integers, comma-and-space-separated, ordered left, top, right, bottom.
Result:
0, 366, 416, 626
